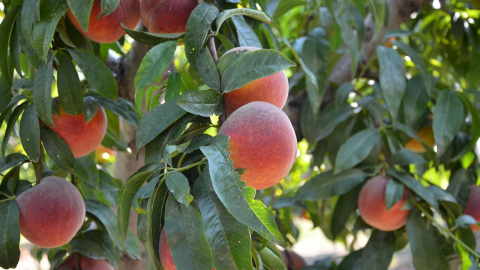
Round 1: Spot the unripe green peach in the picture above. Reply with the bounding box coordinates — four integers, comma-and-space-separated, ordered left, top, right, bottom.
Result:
358, 176, 410, 231
68, 0, 140, 44
222, 47, 289, 116
218, 101, 297, 190
16, 177, 85, 248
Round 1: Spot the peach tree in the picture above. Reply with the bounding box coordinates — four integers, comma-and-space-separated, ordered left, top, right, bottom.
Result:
1, 0, 480, 270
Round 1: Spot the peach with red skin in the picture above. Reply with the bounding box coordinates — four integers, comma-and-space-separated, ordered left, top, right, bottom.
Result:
222, 47, 289, 116
358, 176, 410, 231
141, 0, 197, 34
68, 0, 140, 44
48, 98, 107, 158
218, 101, 297, 190
159, 228, 215, 270
56, 253, 114, 270
16, 177, 85, 248
464, 184, 480, 231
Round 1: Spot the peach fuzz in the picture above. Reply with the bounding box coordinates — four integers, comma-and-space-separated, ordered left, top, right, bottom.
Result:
68, 0, 140, 44
222, 47, 289, 116
48, 98, 107, 158
358, 176, 410, 231
141, 0, 197, 34
218, 101, 297, 190
464, 184, 480, 231
16, 177, 85, 248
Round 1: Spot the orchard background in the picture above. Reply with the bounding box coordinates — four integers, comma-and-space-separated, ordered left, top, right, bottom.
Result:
1, 0, 480, 269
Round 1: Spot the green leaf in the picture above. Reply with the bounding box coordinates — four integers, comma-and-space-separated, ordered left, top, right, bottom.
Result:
185, 2, 219, 68
136, 96, 187, 151
135, 41, 178, 91
32, 0, 69, 62
66, 0, 94, 32
197, 47, 221, 90
10, 20, 21, 77
11, 78, 34, 91
165, 71, 182, 102
165, 196, 214, 270
334, 128, 381, 173
368, 0, 386, 39
337, 249, 362, 270
20, 103, 41, 162
33, 56, 54, 126
392, 41, 432, 96
184, 134, 214, 154
446, 169, 471, 209
145, 182, 168, 270
0, 153, 29, 173
166, 172, 194, 207
452, 92, 480, 161
258, 243, 287, 270
66, 48, 119, 100
194, 170, 253, 270
117, 170, 156, 254
83, 230, 120, 269
2, 101, 28, 156
21, 0, 35, 47
85, 200, 117, 241
100, 0, 120, 17
0, 200, 20, 269
232, 16, 262, 48
221, 50, 295, 93
122, 24, 184, 45
456, 215, 478, 228
0, 6, 20, 85
216, 9, 272, 31
361, 230, 394, 270
377, 46, 406, 122
57, 52, 83, 115
389, 149, 427, 166
41, 127, 75, 173
86, 93, 139, 127
386, 168, 439, 210
433, 91, 464, 156
176, 90, 225, 117
216, 34, 234, 51
406, 210, 449, 270
315, 106, 354, 142
400, 76, 429, 126
295, 169, 366, 201
200, 136, 286, 246
385, 179, 404, 211
331, 185, 361, 239
75, 153, 98, 187
70, 238, 106, 260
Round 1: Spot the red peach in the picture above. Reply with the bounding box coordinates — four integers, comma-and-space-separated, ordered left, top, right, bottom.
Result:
48, 98, 107, 158
222, 47, 289, 116
464, 184, 480, 231
16, 177, 85, 248
140, 0, 197, 34
68, 0, 140, 44
218, 101, 297, 190
358, 176, 410, 231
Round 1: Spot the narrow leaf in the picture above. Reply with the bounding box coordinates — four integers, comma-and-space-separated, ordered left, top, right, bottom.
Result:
66, 0, 94, 32
135, 41, 177, 90
166, 172, 194, 207
334, 128, 381, 173
385, 179, 404, 211
41, 127, 75, 173
176, 90, 225, 117
433, 91, 464, 156
0, 6, 20, 85
57, 52, 83, 115
361, 230, 394, 270
33, 57, 54, 126
20, 103, 41, 162
0, 200, 20, 269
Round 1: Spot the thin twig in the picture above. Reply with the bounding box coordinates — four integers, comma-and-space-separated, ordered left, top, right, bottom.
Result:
36, 151, 42, 185
208, 29, 218, 65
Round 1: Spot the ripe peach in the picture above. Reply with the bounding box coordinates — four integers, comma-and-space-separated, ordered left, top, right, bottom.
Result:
218, 102, 297, 190
68, 0, 140, 44
56, 253, 114, 270
48, 98, 107, 158
405, 126, 435, 153
95, 145, 116, 164
140, 0, 197, 34
159, 228, 215, 270
222, 47, 289, 116
358, 176, 410, 231
16, 177, 85, 248
464, 184, 480, 231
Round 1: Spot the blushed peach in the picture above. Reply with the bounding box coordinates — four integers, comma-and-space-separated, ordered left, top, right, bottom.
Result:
68, 0, 140, 44
358, 176, 410, 231
464, 184, 480, 231
222, 47, 289, 116
141, 0, 197, 34
218, 102, 297, 190
16, 177, 85, 248
405, 126, 435, 153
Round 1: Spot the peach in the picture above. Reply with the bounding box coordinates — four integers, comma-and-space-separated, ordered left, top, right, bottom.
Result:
48, 98, 107, 158
464, 184, 480, 231
68, 0, 140, 44
221, 47, 289, 116
95, 145, 116, 164
56, 253, 114, 270
218, 102, 297, 190
16, 177, 85, 248
358, 176, 410, 231
405, 126, 435, 153
159, 228, 215, 270
140, 0, 197, 34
